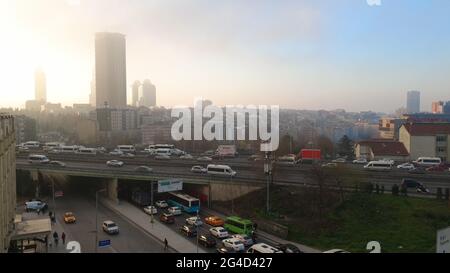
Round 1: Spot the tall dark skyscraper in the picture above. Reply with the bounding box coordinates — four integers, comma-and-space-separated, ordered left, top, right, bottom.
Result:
35, 68, 47, 102
406, 90, 420, 114
95, 32, 127, 108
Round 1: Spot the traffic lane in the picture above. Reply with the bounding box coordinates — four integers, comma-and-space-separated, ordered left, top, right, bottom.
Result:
54, 194, 164, 253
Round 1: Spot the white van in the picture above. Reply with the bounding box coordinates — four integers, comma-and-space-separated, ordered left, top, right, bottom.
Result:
207, 165, 237, 177
76, 148, 97, 155
155, 148, 172, 156
247, 243, 283, 253
60, 146, 80, 154
43, 142, 62, 151
364, 161, 393, 171
413, 157, 442, 167
276, 156, 298, 166
24, 141, 40, 149
117, 145, 136, 153
28, 154, 50, 164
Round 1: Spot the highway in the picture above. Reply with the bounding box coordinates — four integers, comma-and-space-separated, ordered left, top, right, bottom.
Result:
16, 152, 450, 194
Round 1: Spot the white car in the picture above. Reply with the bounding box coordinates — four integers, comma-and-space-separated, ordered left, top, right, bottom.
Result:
197, 156, 213, 162
171, 148, 185, 156
180, 154, 194, 160
143, 205, 158, 215
191, 166, 207, 174
353, 158, 368, 164
109, 150, 124, 156
231, 234, 254, 247
102, 220, 119, 235
222, 238, 245, 252
155, 200, 168, 208
332, 158, 346, 163
397, 162, 415, 170
210, 227, 229, 239
106, 160, 124, 167
186, 216, 203, 227
167, 206, 182, 216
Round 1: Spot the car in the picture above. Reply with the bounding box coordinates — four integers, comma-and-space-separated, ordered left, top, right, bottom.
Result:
25, 201, 48, 212
63, 212, 76, 224
202, 150, 215, 156
171, 148, 186, 156
155, 155, 171, 160
179, 154, 194, 160
109, 149, 123, 156
186, 216, 203, 227
322, 163, 337, 168
180, 225, 197, 237
49, 161, 66, 167
120, 153, 135, 158
167, 207, 182, 216
198, 234, 217, 248
106, 160, 124, 167
160, 213, 175, 224
204, 216, 225, 227
210, 227, 229, 239
216, 246, 237, 253
191, 165, 207, 174
134, 166, 153, 173
155, 200, 169, 208
197, 156, 213, 162
397, 162, 415, 170
102, 220, 119, 235
400, 179, 429, 193
352, 158, 368, 164
332, 158, 346, 163
248, 154, 264, 161
143, 205, 158, 215
222, 238, 245, 252
323, 249, 350, 253
408, 167, 427, 174
276, 243, 303, 253
230, 234, 254, 247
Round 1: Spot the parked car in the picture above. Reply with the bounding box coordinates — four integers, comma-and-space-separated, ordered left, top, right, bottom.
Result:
199, 234, 217, 248
191, 165, 207, 174
167, 207, 182, 216
332, 158, 346, 163
25, 201, 48, 212
276, 243, 303, 253
143, 206, 158, 215
180, 225, 197, 237
210, 227, 229, 239
186, 216, 203, 227
222, 238, 245, 252
63, 212, 76, 224
352, 158, 368, 164
134, 166, 153, 173
401, 179, 429, 193
230, 234, 254, 247
397, 162, 415, 170
204, 216, 224, 227
106, 160, 124, 167
49, 161, 66, 167
197, 156, 213, 162
102, 220, 119, 235
155, 200, 169, 208
160, 213, 175, 224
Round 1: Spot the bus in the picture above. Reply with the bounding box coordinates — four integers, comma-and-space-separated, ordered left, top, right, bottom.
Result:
28, 154, 50, 164
224, 216, 254, 236
167, 192, 200, 214
117, 145, 136, 153
76, 148, 97, 155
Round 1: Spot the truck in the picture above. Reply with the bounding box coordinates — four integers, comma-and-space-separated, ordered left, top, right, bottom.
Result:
215, 145, 237, 158
299, 149, 321, 164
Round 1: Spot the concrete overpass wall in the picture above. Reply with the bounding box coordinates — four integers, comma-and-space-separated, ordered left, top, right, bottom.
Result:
105, 178, 119, 204
186, 183, 261, 202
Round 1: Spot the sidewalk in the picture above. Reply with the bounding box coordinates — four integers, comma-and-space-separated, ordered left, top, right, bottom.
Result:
201, 207, 322, 253
100, 198, 206, 253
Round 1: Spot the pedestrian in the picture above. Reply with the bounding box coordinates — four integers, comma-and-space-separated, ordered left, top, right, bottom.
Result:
53, 231, 59, 246
61, 232, 66, 245
164, 238, 168, 252
37, 209, 40, 215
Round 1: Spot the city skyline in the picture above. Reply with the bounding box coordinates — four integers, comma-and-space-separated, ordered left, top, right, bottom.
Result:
2, 0, 450, 112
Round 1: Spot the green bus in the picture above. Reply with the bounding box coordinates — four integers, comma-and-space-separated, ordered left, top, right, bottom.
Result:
224, 216, 254, 235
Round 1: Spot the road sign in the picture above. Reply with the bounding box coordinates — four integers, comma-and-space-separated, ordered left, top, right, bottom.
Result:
54, 191, 64, 198
437, 227, 450, 253
158, 179, 183, 193
98, 239, 111, 248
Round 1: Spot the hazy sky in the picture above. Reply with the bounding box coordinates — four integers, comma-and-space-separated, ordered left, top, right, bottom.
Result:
1, 0, 450, 112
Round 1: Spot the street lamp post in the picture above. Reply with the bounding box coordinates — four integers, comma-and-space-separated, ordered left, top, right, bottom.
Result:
150, 181, 154, 225
265, 152, 272, 215
95, 188, 107, 253
196, 210, 199, 253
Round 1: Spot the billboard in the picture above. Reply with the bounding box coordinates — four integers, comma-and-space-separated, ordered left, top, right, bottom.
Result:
437, 227, 450, 253
158, 179, 183, 193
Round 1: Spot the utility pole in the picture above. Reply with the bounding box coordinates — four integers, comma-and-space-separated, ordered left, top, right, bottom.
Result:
265, 152, 272, 214
150, 181, 154, 225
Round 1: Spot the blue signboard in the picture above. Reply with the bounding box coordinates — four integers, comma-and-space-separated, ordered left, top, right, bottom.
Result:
98, 239, 111, 248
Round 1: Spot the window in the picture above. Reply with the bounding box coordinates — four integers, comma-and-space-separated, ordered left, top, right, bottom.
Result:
437, 147, 447, 153
436, 135, 447, 142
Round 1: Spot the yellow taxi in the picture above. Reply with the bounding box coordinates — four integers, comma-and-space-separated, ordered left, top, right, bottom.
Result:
64, 212, 76, 224
204, 216, 224, 227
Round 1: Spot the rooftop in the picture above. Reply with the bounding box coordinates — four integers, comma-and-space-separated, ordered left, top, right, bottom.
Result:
402, 123, 450, 136
357, 139, 409, 156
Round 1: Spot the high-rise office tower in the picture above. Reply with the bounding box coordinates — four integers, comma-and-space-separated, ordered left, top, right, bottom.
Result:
89, 71, 96, 107
131, 80, 141, 107
139, 79, 156, 107
432, 101, 444, 114
406, 90, 420, 114
35, 68, 47, 102
95, 32, 127, 108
